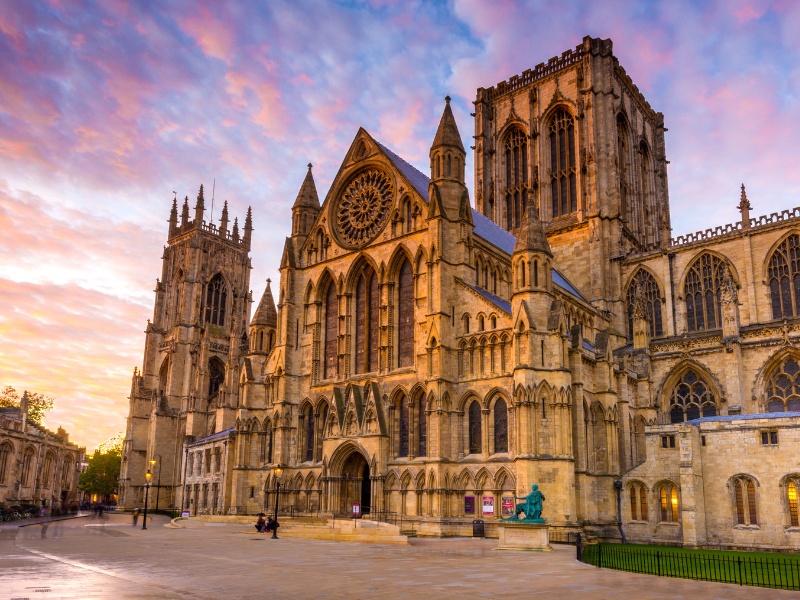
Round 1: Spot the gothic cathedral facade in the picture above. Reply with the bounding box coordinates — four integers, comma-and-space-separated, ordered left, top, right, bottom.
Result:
120, 37, 800, 550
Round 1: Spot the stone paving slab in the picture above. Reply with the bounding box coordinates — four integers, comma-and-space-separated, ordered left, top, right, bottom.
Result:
1, 513, 797, 599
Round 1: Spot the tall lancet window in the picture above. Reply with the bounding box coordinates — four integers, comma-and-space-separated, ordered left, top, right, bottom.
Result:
355, 266, 379, 373
417, 394, 428, 457
768, 234, 800, 319
549, 108, 577, 218
468, 400, 482, 454
324, 283, 338, 379
397, 259, 414, 367
684, 253, 725, 332
493, 398, 508, 453
304, 404, 315, 462
398, 394, 409, 457
503, 128, 528, 230
205, 273, 227, 326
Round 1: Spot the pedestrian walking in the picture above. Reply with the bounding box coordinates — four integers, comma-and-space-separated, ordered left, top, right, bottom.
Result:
132, 507, 140, 527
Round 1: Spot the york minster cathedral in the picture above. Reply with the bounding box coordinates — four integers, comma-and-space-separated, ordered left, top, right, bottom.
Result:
120, 36, 800, 551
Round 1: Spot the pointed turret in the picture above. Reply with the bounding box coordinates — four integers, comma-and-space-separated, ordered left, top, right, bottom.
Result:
292, 163, 320, 237
243, 206, 253, 249
194, 184, 205, 225
430, 96, 466, 185
249, 279, 277, 354
168, 194, 178, 237
181, 196, 190, 227
512, 199, 552, 296
232, 217, 240, 243
220, 200, 229, 237
513, 196, 552, 257
739, 183, 752, 231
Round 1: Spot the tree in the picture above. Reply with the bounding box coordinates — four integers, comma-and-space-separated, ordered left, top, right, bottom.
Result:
79, 434, 123, 501
0, 386, 54, 425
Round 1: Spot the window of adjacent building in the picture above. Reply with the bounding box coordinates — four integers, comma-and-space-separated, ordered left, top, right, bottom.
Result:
0, 442, 11, 484
766, 357, 800, 412
626, 269, 664, 340
788, 479, 800, 527
760, 430, 778, 445
668, 369, 717, 423
504, 128, 528, 230
324, 282, 338, 379
249, 486, 255, 499
629, 482, 648, 521
684, 253, 726, 332
493, 398, 508, 453
204, 273, 227, 326
468, 401, 482, 454
21, 447, 35, 487
732, 476, 758, 526
658, 483, 679, 522
768, 234, 800, 319
397, 393, 409, 458
549, 108, 577, 218
661, 435, 676, 448
354, 265, 379, 374
397, 259, 415, 367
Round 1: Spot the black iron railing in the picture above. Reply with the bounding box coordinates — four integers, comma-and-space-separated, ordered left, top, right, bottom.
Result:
579, 541, 800, 591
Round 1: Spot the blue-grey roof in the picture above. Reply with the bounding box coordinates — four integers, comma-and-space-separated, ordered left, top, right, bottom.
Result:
582, 339, 595, 352
472, 209, 516, 254
552, 269, 588, 303
686, 412, 800, 425
466, 282, 511, 314
375, 141, 430, 201
192, 427, 235, 444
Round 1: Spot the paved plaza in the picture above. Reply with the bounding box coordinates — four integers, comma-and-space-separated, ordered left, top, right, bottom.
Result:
1, 513, 797, 599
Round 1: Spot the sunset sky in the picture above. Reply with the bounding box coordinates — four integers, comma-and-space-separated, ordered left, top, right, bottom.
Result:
2, 0, 800, 451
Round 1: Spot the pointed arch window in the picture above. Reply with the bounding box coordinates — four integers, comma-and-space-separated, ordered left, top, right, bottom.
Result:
787, 477, 800, 527
503, 128, 528, 230
468, 400, 482, 454
324, 283, 338, 379
765, 357, 800, 412
355, 266, 379, 374
668, 369, 717, 423
617, 114, 632, 226
21, 447, 35, 487
629, 482, 648, 521
205, 273, 227, 326
208, 358, 225, 400
397, 259, 414, 367
398, 394, 409, 457
684, 254, 725, 332
417, 394, 428, 457
493, 398, 508, 453
638, 141, 655, 243
658, 483, 679, 522
550, 108, 577, 218
0, 443, 10, 484
733, 476, 758, 526
626, 270, 664, 339
768, 234, 800, 319
304, 404, 315, 462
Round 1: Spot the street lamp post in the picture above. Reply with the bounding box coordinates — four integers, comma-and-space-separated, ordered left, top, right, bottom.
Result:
272, 466, 283, 539
142, 469, 152, 530
150, 455, 162, 515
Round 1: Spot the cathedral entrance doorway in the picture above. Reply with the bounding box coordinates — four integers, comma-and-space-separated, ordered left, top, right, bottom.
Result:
339, 451, 371, 515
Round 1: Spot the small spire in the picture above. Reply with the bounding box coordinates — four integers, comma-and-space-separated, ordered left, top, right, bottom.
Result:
220, 200, 229, 236
243, 206, 253, 249
292, 163, 320, 209
232, 217, 240, 242
251, 278, 277, 328
431, 95, 465, 153
738, 183, 752, 230
181, 196, 190, 226
513, 197, 552, 256
194, 184, 205, 224
738, 183, 752, 210
168, 194, 178, 236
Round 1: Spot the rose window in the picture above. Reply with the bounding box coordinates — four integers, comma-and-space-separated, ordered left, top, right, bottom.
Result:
336, 170, 393, 247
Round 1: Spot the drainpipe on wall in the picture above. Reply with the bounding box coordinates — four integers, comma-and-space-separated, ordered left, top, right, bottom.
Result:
613, 479, 626, 543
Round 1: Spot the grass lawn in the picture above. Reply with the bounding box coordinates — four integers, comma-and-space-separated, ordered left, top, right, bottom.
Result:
581, 543, 800, 590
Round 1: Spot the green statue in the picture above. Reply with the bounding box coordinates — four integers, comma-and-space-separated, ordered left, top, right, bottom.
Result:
504, 484, 546, 522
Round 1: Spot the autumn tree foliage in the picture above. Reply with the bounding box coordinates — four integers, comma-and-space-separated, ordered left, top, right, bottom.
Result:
79, 434, 123, 500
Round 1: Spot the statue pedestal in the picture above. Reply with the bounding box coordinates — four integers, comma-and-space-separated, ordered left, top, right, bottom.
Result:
496, 522, 553, 552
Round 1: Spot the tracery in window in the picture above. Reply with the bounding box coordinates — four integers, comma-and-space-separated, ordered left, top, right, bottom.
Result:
658, 483, 679, 522
324, 283, 338, 379
684, 254, 725, 332
354, 265, 379, 374
397, 259, 414, 367
768, 234, 800, 319
629, 482, 648, 521
668, 369, 717, 423
503, 128, 528, 229
398, 394, 409, 457
205, 273, 227, 326
765, 357, 800, 412
493, 398, 508, 453
733, 476, 758, 526
549, 108, 577, 218
468, 400, 482, 454
626, 269, 663, 340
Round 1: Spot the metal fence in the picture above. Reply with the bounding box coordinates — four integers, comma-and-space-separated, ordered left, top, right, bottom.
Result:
579, 541, 800, 591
